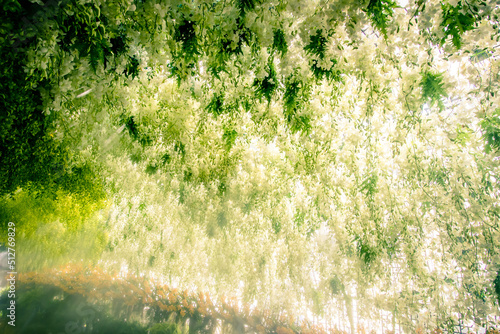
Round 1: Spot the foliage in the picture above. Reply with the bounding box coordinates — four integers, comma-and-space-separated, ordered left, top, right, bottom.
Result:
440, 2, 477, 49
2, 0, 500, 332
304, 30, 329, 59
0, 189, 107, 271
0, 46, 64, 196
254, 59, 278, 103
420, 71, 447, 110
0, 0, 108, 197
480, 109, 500, 153
364, 0, 398, 37
272, 29, 288, 57
283, 74, 311, 133
206, 93, 225, 116
304, 30, 342, 82
174, 19, 200, 64
495, 271, 500, 307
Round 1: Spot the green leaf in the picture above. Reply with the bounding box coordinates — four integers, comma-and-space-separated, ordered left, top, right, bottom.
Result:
174, 18, 200, 60
420, 71, 447, 110
223, 128, 238, 150
304, 29, 328, 59
480, 109, 500, 153
440, 3, 476, 49
365, 0, 397, 37
283, 73, 312, 133
253, 58, 277, 103
206, 93, 225, 116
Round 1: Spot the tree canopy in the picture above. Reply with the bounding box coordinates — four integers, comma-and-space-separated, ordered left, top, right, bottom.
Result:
2, 0, 500, 332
